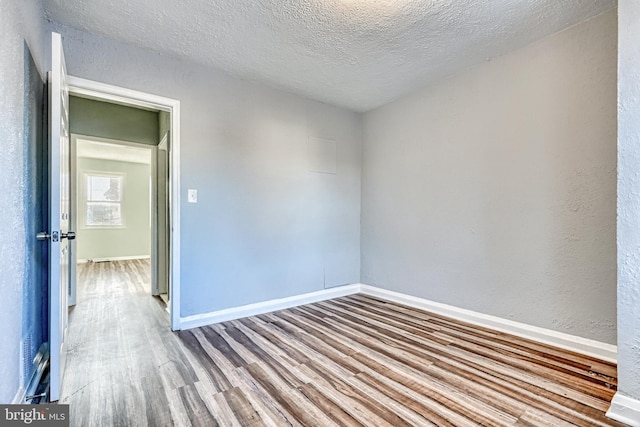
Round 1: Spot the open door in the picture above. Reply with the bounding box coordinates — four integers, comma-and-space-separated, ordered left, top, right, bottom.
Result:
45, 32, 74, 402
159, 141, 170, 299
151, 125, 169, 301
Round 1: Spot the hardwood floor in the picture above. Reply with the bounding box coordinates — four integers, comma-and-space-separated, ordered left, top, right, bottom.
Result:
62, 260, 623, 426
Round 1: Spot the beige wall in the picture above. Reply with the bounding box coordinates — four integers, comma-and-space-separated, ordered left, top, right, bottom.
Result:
77, 157, 151, 261
362, 10, 617, 344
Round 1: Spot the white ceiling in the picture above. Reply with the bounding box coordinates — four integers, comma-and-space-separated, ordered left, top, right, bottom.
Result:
42, 0, 616, 112
77, 139, 151, 164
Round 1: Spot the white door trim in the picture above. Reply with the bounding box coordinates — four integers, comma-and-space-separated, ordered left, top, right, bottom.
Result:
69, 135, 78, 307
150, 139, 159, 297
67, 76, 182, 330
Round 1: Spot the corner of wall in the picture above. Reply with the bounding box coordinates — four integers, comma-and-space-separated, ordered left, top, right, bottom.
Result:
0, 0, 49, 405
359, 284, 617, 362
606, 393, 640, 427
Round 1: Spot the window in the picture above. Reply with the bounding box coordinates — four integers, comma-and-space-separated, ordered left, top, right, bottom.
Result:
85, 173, 124, 227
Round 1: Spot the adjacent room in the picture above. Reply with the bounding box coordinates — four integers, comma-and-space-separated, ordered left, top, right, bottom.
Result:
2, 0, 640, 426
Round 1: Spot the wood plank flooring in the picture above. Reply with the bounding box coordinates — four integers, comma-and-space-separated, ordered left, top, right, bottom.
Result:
61, 260, 624, 426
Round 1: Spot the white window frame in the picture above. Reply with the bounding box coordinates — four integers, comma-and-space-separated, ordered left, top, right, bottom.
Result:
82, 170, 126, 229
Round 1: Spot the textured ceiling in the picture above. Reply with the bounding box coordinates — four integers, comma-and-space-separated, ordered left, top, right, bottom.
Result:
41, 0, 616, 111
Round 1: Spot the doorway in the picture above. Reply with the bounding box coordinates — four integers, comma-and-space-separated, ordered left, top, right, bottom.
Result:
66, 76, 181, 330
45, 32, 181, 402
70, 135, 160, 305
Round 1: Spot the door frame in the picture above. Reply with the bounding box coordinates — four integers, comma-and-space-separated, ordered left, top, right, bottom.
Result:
67, 76, 181, 330
153, 134, 169, 298
70, 134, 159, 301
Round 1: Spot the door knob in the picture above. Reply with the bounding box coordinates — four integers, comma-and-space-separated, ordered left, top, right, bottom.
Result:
61, 231, 76, 240
37, 231, 75, 241
36, 232, 50, 241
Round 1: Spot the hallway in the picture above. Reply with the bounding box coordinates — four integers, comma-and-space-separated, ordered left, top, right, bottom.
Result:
61, 260, 182, 426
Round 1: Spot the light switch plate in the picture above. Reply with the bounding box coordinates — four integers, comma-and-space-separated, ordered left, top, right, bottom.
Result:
188, 189, 197, 203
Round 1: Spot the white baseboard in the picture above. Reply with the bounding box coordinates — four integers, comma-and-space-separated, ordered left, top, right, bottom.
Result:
78, 255, 150, 263
358, 284, 617, 363
12, 387, 26, 404
607, 393, 640, 426
179, 284, 361, 330
178, 283, 616, 363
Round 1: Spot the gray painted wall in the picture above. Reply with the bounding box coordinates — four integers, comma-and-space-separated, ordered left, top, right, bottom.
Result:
70, 96, 159, 145
77, 157, 151, 261
51, 23, 362, 317
0, 0, 46, 403
361, 10, 617, 344
617, 0, 640, 401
